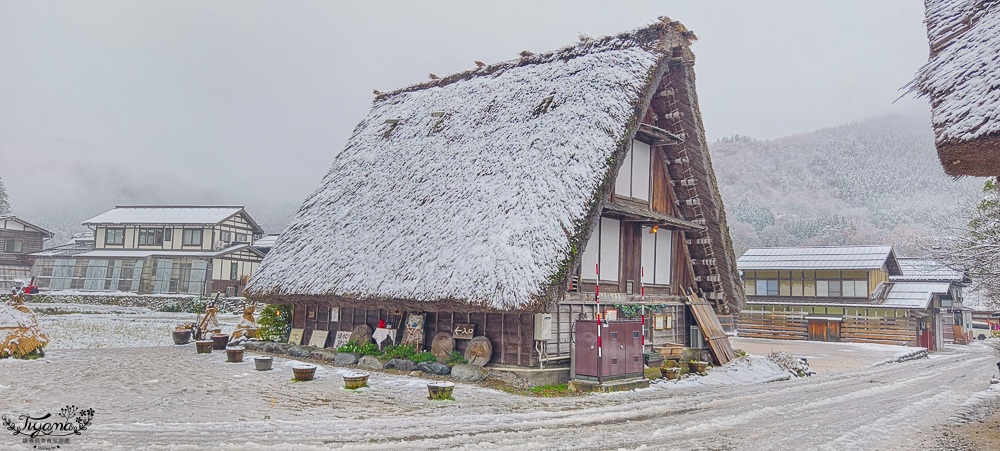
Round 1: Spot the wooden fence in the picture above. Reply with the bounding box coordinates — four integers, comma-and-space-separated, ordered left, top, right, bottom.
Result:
840, 316, 917, 346
738, 311, 808, 340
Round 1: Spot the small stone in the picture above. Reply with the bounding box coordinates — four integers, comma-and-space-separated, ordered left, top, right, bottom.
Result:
417, 361, 451, 376
450, 364, 486, 382
287, 345, 316, 357
385, 359, 416, 372
358, 355, 385, 370
310, 350, 338, 361
333, 353, 360, 366
264, 343, 290, 354
408, 371, 422, 377
243, 340, 266, 351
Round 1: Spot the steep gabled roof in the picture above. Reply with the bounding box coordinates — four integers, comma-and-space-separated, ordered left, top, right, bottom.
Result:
738, 245, 902, 275
246, 20, 737, 311
0, 216, 54, 239
913, 0, 1000, 176
83, 206, 264, 233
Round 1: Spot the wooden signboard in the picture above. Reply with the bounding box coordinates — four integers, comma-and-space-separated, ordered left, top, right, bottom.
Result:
453, 323, 475, 340
333, 330, 352, 349
288, 328, 305, 345
654, 314, 672, 330
308, 330, 329, 348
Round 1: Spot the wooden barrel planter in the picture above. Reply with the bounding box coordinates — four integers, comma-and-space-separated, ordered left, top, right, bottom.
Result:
292, 364, 317, 382
254, 356, 273, 371
427, 381, 455, 400
172, 330, 192, 345
211, 334, 230, 350
195, 340, 213, 354
690, 361, 709, 373
226, 346, 245, 363
663, 367, 681, 380
343, 372, 369, 389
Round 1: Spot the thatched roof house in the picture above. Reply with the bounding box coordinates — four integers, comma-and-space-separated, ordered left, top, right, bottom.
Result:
246, 19, 743, 332
913, 0, 1000, 176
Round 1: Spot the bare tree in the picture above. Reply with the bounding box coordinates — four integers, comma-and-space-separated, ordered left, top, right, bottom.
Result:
931, 177, 1000, 309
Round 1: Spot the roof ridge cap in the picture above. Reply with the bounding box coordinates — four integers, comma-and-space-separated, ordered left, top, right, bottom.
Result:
373, 19, 692, 102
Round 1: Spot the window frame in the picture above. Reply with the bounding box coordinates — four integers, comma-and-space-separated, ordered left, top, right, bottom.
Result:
105, 228, 125, 246
613, 139, 653, 202
182, 229, 203, 247
3, 239, 23, 253
138, 228, 165, 246
580, 217, 621, 283
230, 261, 239, 280
640, 226, 672, 286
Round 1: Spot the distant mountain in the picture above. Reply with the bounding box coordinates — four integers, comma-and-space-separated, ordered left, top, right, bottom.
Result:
709, 114, 983, 257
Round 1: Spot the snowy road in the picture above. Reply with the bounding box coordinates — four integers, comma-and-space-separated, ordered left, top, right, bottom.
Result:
1, 340, 996, 450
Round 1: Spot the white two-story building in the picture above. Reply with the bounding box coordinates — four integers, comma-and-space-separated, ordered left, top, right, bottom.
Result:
31, 206, 265, 297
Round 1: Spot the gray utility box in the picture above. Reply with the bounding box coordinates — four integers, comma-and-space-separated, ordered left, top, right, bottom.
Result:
533, 313, 552, 340
574, 320, 643, 382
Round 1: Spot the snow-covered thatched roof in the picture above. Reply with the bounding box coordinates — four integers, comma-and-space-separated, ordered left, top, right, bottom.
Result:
246, 20, 725, 311
913, 0, 1000, 176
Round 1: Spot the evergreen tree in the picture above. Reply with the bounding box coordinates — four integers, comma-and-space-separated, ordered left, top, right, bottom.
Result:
0, 176, 10, 215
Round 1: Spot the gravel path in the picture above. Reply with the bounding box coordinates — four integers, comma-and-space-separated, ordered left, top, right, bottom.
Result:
1, 340, 996, 450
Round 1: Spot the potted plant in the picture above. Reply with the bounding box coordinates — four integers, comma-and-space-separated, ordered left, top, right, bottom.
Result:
172, 324, 193, 345
211, 333, 230, 350
195, 340, 213, 354
343, 372, 370, 389
254, 356, 273, 371
689, 360, 709, 373
662, 367, 681, 380
427, 381, 455, 400
226, 346, 245, 363
292, 364, 317, 381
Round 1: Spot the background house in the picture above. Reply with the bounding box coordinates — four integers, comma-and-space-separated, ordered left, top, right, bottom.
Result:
738, 246, 956, 350
0, 216, 54, 291
892, 257, 972, 344
246, 20, 743, 376
30, 206, 265, 297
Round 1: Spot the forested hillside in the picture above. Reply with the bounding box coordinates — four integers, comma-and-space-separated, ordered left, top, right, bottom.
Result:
710, 114, 983, 257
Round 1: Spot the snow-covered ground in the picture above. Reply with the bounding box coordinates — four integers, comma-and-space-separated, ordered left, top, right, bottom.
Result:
29, 303, 240, 349
732, 337, 929, 373
0, 306, 996, 450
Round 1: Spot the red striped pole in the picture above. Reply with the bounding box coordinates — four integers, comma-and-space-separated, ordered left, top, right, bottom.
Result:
596, 263, 602, 359
641, 266, 646, 353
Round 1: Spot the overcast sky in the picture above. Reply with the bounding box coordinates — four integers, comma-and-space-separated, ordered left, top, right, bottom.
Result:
0, 1, 932, 234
